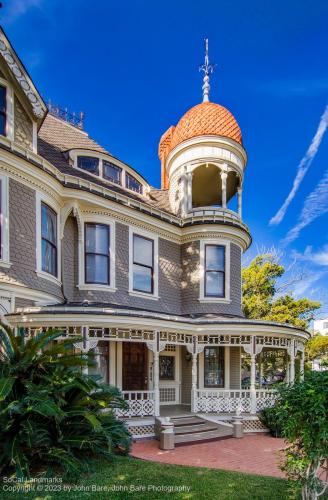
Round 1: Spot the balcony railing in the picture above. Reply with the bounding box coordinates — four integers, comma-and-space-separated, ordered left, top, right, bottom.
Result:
184, 206, 249, 231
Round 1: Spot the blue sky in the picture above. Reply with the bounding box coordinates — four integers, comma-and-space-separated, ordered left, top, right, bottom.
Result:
2, 0, 328, 316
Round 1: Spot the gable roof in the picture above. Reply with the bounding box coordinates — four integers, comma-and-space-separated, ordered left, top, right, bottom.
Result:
0, 27, 47, 122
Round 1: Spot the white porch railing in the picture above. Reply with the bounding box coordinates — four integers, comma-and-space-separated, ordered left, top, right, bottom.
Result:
195, 389, 277, 414
117, 391, 155, 418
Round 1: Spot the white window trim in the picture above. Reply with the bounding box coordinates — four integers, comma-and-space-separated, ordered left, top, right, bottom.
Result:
77, 215, 116, 292
199, 238, 231, 303
36, 192, 61, 285
0, 77, 14, 141
0, 173, 11, 267
128, 226, 159, 299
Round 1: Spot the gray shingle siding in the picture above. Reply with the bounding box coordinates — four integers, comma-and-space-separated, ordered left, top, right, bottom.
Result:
2, 179, 62, 300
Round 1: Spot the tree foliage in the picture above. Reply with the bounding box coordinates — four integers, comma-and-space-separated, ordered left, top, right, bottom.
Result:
306, 335, 328, 362
0, 324, 131, 478
274, 372, 328, 500
242, 254, 321, 329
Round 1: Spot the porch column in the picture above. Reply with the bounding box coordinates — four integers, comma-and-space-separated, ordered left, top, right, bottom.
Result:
191, 352, 198, 413
300, 350, 305, 381
153, 351, 160, 417
237, 187, 242, 218
82, 326, 89, 375
290, 340, 295, 383
220, 171, 228, 209
250, 353, 257, 413
186, 171, 193, 212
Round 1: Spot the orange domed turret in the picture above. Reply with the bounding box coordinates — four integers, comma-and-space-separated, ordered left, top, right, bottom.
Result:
159, 102, 242, 188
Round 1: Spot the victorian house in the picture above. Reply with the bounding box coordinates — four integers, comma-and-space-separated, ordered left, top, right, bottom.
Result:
0, 29, 308, 439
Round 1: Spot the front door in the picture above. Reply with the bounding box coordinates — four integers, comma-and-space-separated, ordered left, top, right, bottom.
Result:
122, 343, 148, 391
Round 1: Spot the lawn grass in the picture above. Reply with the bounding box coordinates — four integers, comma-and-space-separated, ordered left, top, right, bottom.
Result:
0, 455, 299, 500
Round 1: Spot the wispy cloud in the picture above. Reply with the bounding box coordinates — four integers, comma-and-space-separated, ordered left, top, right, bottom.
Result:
2, 0, 43, 23
256, 78, 328, 97
292, 245, 328, 266
270, 105, 328, 226
282, 169, 328, 245
292, 271, 325, 298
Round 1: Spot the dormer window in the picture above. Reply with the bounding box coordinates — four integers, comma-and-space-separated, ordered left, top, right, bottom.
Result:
77, 156, 99, 175
103, 161, 122, 185
126, 173, 142, 194
0, 85, 6, 136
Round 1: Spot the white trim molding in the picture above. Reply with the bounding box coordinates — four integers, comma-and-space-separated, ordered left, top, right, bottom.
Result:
35, 191, 62, 285
0, 173, 10, 267
77, 213, 116, 292
199, 238, 231, 303
128, 225, 159, 300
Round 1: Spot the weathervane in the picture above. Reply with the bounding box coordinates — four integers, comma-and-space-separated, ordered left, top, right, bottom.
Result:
199, 38, 216, 102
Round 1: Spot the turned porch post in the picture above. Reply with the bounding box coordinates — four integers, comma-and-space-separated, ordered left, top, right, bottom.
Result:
289, 340, 295, 383
191, 352, 198, 413
250, 353, 257, 413
153, 351, 160, 417
82, 326, 89, 375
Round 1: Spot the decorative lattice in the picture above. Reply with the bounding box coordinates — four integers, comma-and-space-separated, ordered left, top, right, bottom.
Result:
256, 391, 277, 411
116, 392, 155, 418
196, 390, 252, 413
128, 424, 155, 438
160, 387, 176, 403
165, 345, 176, 352
242, 419, 268, 433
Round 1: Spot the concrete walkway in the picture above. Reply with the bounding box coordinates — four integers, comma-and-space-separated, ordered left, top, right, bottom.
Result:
132, 435, 286, 478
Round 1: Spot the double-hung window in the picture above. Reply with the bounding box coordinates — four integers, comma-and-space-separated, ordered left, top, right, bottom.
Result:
0, 85, 6, 136
41, 202, 57, 277
204, 346, 225, 387
85, 223, 110, 285
132, 234, 154, 294
204, 244, 225, 297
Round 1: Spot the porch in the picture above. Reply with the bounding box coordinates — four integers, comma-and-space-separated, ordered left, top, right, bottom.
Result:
20, 324, 306, 420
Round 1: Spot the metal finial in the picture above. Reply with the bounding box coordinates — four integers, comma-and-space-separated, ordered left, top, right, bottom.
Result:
199, 38, 216, 102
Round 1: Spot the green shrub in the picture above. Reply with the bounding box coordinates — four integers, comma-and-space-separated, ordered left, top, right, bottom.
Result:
0, 324, 131, 478
259, 406, 283, 437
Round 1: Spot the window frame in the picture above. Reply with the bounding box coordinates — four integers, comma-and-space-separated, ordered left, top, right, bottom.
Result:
84, 222, 111, 285
0, 77, 13, 140
132, 233, 154, 294
203, 346, 225, 388
77, 215, 116, 292
125, 172, 143, 194
36, 193, 61, 284
77, 156, 100, 175
199, 239, 231, 303
204, 244, 225, 298
41, 202, 58, 278
128, 227, 159, 299
0, 85, 7, 137
103, 160, 122, 185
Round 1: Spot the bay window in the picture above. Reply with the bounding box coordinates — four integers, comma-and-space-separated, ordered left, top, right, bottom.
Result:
204, 346, 225, 388
41, 202, 57, 277
132, 234, 154, 293
204, 244, 225, 297
85, 223, 110, 285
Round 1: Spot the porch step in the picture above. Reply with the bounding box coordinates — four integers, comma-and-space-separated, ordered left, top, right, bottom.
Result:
170, 416, 204, 427
171, 416, 233, 445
